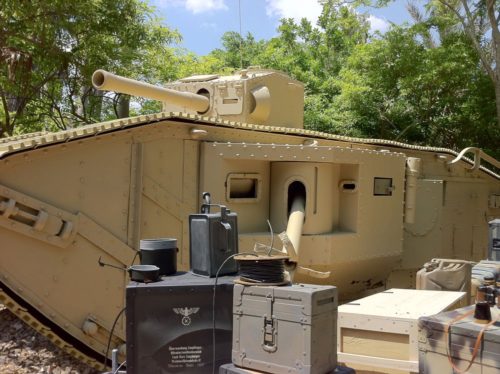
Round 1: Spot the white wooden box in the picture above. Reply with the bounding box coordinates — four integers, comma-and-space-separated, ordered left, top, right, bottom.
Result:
337, 288, 466, 373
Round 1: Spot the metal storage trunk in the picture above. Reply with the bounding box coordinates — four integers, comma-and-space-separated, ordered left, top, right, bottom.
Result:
419, 306, 500, 374
232, 283, 338, 374
189, 206, 238, 277
126, 272, 236, 374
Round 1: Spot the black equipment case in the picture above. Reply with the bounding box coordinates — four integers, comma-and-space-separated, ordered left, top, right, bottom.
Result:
189, 193, 238, 277
126, 272, 235, 373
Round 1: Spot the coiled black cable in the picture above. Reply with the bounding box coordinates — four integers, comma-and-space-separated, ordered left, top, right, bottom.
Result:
237, 257, 286, 284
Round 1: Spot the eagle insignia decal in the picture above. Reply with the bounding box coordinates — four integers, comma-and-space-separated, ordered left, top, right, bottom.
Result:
173, 307, 200, 326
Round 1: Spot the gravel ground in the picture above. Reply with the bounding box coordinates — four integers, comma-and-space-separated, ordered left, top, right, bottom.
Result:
0, 305, 99, 374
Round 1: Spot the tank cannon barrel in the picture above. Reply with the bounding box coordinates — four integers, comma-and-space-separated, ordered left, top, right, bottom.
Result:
286, 194, 305, 257
91, 70, 210, 113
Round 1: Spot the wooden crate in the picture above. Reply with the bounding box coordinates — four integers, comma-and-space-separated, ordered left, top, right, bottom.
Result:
337, 288, 466, 373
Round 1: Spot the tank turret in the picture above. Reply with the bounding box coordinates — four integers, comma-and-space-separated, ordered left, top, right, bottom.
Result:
92, 67, 304, 128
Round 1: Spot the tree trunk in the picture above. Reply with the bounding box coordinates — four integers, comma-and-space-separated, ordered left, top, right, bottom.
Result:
486, 0, 500, 128
76, 85, 88, 119
90, 88, 103, 122
0, 93, 10, 137
117, 94, 130, 118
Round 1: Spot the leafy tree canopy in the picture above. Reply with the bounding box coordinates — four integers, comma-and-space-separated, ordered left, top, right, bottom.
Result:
0, 0, 180, 135
1, 0, 498, 158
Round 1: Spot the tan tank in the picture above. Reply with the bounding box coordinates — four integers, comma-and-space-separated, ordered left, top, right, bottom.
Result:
0, 67, 499, 368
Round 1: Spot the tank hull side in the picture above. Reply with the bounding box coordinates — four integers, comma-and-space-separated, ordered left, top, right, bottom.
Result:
0, 120, 199, 362
0, 114, 497, 363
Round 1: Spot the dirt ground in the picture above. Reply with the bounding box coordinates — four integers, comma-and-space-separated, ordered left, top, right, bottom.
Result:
0, 305, 99, 374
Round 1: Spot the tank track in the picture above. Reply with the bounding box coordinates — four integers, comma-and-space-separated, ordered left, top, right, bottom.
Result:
0, 283, 105, 371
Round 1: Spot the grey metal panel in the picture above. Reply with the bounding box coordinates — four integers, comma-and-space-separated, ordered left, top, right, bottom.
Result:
489, 219, 500, 261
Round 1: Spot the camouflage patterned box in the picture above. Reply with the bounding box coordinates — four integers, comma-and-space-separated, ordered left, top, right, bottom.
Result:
419, 306, 500, 374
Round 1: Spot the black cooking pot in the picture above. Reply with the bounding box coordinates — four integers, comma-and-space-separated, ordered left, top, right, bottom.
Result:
98, 257, 161, 283
128, 264, 160, 283
140, 238, 178, 276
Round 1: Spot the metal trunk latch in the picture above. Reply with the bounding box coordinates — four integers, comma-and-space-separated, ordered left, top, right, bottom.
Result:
262, 317, 277, 352
262, 292, 277, 352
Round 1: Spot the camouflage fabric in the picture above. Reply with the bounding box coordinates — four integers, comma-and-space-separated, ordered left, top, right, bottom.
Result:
419, 305, 500, 373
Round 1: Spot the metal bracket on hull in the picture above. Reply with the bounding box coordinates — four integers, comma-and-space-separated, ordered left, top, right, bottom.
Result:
0, 184, 78, 248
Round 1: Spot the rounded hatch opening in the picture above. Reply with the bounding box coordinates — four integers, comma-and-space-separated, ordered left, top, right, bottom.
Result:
287, 181, 306, 218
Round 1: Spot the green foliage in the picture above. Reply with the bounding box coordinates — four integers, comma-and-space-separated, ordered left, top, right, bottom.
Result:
210, 31, 266, 69
0, 0, 180, 135
256, 3, 369, 93
1, 0, 497, 158
243, 1, 370, 134
334, 26, 498, 156
208, 0, 498, 156
173, 52, 232, 78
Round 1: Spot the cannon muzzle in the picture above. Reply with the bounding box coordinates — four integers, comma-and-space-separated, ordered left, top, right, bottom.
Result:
92, 70, 210, 113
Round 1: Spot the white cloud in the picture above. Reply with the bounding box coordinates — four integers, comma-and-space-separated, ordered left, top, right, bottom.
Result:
368, 14, 390, 34
265, 0, 322, 25
201, 22, 218, 30
264, 1, 390, 35
156, 0, 228, 14
186, 0, 227, 13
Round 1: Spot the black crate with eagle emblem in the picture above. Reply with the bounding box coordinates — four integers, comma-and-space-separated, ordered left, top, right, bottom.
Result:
126, 271, 236, 373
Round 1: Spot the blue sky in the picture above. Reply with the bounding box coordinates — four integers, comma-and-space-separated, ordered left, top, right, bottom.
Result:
149, 0, 416, 55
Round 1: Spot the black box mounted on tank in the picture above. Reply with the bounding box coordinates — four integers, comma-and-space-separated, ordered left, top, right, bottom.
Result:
189, 192, 238, 277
